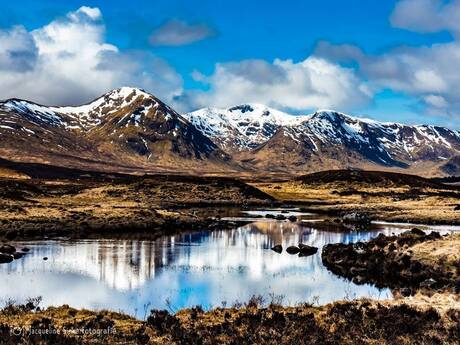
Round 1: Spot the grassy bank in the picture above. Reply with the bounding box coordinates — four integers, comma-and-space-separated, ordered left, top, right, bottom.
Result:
0, 294, 458, 344
0, 175, 273, 241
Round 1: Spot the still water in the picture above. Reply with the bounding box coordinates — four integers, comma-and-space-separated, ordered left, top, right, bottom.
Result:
0, 210, 457, 318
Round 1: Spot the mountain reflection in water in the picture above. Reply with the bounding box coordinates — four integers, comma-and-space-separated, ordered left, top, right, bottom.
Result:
0, 220, 415, 317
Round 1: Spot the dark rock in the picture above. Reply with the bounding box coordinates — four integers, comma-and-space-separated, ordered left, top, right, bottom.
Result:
0, 253, 13, 264
21, 247, 30, 252
286, 246, 300, 255
12, 252, 23, 259
420, 278, 437, 288
275, 214, 286, 221
265, 214, 275, 219
5, 230, 18, 240
271, 245, 283, 254
298, 244, 318, 256
400, 288, 412, 297
43, 257, 48, 261
342, 212, 372, 225
409, 228, 425, 236
288, 215, 298, 222
0, 244, 16, 254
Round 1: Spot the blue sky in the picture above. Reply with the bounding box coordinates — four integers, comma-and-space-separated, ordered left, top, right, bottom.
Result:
1, 0, 459, 127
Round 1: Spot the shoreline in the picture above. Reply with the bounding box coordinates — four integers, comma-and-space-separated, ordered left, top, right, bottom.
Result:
1, 292, 458, 344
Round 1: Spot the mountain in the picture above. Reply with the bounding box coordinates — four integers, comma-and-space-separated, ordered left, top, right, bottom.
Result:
0, 88, 233, 173
185, 106, 460, 176
183, 104, 308, 152
2, 90, 460, 177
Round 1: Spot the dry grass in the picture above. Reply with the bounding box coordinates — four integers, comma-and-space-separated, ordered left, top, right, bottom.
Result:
256, 181, 460, 224
411, 234, 460, 271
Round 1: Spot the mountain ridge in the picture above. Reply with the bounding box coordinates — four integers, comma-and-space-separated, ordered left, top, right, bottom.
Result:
1, 88, 460, 176
0, 87, 235, 173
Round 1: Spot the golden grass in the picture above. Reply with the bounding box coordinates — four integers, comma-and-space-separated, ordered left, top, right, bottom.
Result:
255, 181, 460, 224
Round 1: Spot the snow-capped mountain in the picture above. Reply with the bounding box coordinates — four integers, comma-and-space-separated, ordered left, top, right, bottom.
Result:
0, 88, 232, 172
184, 104, 309, 151
186, 106, 460, 174
2, 89, 460, 176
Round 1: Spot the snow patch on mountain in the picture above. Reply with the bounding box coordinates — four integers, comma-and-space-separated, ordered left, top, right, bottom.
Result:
184, 104, 310, 150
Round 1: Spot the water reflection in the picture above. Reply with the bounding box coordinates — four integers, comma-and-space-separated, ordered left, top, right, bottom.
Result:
1, 219, 446, 318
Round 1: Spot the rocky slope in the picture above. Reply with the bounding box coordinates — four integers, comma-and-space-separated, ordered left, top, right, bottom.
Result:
0, 88, 233, 173
186, 107, 460, 175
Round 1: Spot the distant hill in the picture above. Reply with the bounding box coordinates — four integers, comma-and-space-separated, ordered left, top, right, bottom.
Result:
294, 169, 449, 189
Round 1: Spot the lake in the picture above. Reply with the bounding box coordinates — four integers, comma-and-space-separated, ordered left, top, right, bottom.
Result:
1, 209, 457, 318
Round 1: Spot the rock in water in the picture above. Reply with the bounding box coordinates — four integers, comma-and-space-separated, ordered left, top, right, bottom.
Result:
342, 212, 372, 225
409, 228, 425, 236
271, 245, 283, 254
298, 244, 318, 257
286, 246, 300, 255
288, 215, 297, 222
0, 245, 16, 254
12, 252, 23, 259
0, 253, 13, 264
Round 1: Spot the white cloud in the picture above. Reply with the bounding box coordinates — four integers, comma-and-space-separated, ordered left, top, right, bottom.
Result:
149, 20, 215, 47
0, 6, 183, 106
0, 26, 38, 72
391, 0, 460, 35
425, 94, 448, 108
175, 57, 373, 112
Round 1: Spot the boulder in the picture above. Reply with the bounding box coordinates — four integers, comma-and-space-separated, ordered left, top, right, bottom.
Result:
0, 253, 13, 264
342, 212, 372, 225
420, 278, 437, 288
298, 244, 318, 257
288, 215, 298, 222
286, 246, 300, 255
265, 214, 275, 219
409, 228, 425, 236
275, 214, 286, 221
0, 244, 16, 254
271, 245, 283, 254
12, 252, 23, 259
400, 287, 412, 297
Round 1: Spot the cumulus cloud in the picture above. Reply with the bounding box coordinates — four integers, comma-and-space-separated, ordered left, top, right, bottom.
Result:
305, 1, 460, 118
390, 0, 460, 35
174, 57, 373, 113
317, 38, 460, 116
149, 20, 215, 46
0, 6, 183, 106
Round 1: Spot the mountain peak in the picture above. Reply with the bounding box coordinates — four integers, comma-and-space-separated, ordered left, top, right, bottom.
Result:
105, 87, 151, 100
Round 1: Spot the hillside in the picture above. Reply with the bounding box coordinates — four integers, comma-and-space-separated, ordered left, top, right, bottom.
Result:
294, 169, 449, 189
186, 107, 460, 176
0, 88, 236, 173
